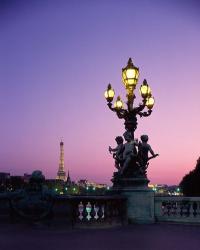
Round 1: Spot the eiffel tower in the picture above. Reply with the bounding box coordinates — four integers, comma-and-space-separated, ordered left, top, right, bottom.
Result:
56, 140, 66, 181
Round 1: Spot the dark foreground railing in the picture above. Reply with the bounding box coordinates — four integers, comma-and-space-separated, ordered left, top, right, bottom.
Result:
155, 197, 200, 224
0, 194, 126, 228
3, 193, 200, 226
69, 195, 127, 228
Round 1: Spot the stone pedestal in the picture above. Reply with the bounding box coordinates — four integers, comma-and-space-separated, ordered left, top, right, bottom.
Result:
112, 177, 155, 224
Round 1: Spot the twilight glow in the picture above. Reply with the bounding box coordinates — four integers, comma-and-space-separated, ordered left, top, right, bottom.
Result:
0, 0, 200, 185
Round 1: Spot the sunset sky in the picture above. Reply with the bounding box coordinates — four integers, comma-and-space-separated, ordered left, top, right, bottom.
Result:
0, 0, 200, 185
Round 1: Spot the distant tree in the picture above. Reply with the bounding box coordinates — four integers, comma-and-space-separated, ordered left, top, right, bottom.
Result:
180, 157, 200, 196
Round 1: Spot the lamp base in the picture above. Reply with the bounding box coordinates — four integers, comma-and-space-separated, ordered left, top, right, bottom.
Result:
111, 177, 154, 224
112, 176, 149, 190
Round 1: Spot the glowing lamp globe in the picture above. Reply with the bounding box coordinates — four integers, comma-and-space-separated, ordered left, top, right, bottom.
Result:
104, 83, 115, 102
122, 58, 139, 88
146, 96, 155, 109
114, 96, 123, 110
140, 79, 151, 98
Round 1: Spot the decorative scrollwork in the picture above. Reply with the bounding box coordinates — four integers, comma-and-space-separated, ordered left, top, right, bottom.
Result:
9, 171, 54, 222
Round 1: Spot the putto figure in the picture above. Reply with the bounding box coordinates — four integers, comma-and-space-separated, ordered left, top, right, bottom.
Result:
109, 133, 158, 181
120, 131, 138, 175
137, 135, 158, 174
109, 136, 124, 170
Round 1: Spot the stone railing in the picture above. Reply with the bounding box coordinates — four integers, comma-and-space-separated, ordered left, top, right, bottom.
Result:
0, 193, 126, 228
3, 192, 200, 226
155, 196, 200, 224
69, 195, 126, 228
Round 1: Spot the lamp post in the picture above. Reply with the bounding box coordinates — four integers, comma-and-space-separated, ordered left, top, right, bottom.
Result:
104, 59, 157, 223
104, 58, 155, 139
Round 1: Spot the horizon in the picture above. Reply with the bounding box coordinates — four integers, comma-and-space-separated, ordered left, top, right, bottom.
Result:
1, 0, 200, 185
0, 162, 181, 187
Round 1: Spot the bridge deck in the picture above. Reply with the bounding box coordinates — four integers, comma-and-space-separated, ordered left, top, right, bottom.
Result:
0, 223, 199, 250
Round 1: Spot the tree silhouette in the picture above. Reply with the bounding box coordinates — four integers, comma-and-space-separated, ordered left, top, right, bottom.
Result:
180, 157, 200, 196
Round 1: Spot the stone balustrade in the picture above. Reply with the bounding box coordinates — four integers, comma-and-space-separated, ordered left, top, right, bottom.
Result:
0, 193, 126, 228
2, 192, 200, 226
155, 196, 200, 224
69, 195, 127, 228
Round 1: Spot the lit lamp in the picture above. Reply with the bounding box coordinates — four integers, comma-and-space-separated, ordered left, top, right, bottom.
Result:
122, 58, 139, 91
104, 58, 156, 150
146, 95, 155, 109
104, 83, 115, 102
140, 79, 151, 99
114, 96, 123, 110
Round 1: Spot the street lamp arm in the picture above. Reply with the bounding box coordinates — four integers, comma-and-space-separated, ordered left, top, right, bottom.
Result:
133, 101, 146, 113
107, 103, 116, 112
138, 109, 152, 117
116, 110, 127, 119
107, 103, 127, 118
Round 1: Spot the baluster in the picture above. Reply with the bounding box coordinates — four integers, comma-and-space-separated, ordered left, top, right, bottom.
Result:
192, 202, 197, 217
166, 202, 171, 216
161, 202, 166, 216
180, 202, 184, 217
78, 201, 84, 221
86, 202, 92, 221
98, 204, 103, 220
90, 202, 96, 221
162, 201, 168, 216
197, 202, 200, 217
174, 202, 178, 216
94, 203, 99, 220
182, 203, 188, 217
171, 202, 177, 216
101, 204, 105, 219
187, 203, 191, 217
82, 202, 88, 222
175, 201, 181, 218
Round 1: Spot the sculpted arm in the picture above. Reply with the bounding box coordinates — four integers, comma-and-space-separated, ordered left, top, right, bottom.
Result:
148, 145, 155, 156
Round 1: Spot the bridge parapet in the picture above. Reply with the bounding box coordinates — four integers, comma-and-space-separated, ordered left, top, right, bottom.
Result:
155, 196, 200, 224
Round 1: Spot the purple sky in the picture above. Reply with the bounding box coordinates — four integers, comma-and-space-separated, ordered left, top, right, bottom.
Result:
0, 0, 200, 185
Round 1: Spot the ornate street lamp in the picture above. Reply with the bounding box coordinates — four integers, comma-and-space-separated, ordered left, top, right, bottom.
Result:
104, 58, 155, 139
104, 83, 115, 103
114, 96, 124, 110
146, 95, 155, 109
122, 58, 139, 89
104, 58, 158, 185
104, 59, 159, 225
140, 79, 151, 99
